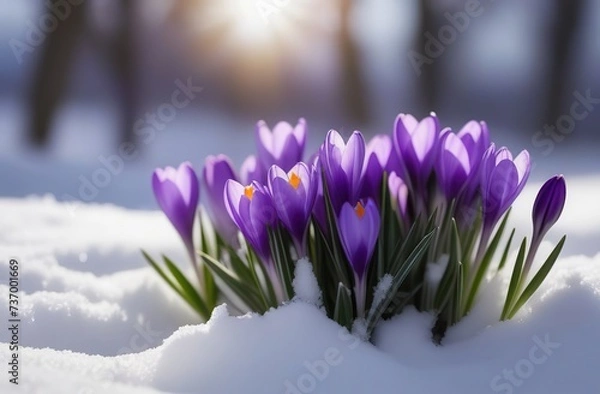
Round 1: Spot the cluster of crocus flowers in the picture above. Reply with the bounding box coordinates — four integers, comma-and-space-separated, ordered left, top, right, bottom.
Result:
145, 112, 567, 341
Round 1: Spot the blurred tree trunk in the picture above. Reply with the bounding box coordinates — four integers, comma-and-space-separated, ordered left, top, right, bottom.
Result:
418, 0, 438, 112
112, 0, 136, 145
340, 0, 369, 125
28, 0, 85, 147
543, 0, 584, 123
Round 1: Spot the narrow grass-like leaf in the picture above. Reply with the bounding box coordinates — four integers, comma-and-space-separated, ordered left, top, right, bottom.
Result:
497, 229, 516, 272
464, 210, 511, 313
507, 236, 566, 319
366, 230, 435, 335
434, 220, 461, 311
163, 256, 210, 320
500, 237, 527, 320
268, 228, 294, 299
142, 250, 182, 297
200, 252, 265, 312
333, 282, 354, 329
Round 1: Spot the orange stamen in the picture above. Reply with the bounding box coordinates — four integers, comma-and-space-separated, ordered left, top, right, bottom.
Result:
244, 185, 254, 200
354, 202, 365, 219
289, 172, 301, 190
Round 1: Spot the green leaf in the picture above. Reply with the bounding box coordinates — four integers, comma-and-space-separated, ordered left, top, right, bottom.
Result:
497, 229, 516, 272
333, 282, 354, 329
200, 252, 265, 313
163, 256, 210, 320
434, 220, 461, 311
464, 210, 511, 314
268, 227, 294, 299
365, 230, 435, 335
142, 250, 183, 298
500, 237, 527, 320
507, 236, 566, 319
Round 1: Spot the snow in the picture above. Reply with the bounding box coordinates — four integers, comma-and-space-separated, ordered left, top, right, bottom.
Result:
370, 273, 393, 315
0, 175, 599, 393
292, 257, 322, 307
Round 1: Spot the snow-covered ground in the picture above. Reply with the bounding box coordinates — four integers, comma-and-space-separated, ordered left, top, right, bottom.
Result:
0, 174, 599, 393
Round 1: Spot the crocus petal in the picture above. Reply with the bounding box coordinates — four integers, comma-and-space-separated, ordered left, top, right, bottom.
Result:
267, 162, 317, 247
256, 119, 306, 172
225, 179, 275, 261
240, 155, 264, 184
203, 155, 239, 245
337, 200, 380, 279
319, 130, 366, 212
480, 146, 531, 229
152, 162, 199, 254
393, 113, 441, 188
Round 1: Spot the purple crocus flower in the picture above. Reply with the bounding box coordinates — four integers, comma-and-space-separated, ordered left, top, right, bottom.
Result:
152, 162, 200, 261
224, 180, 277, 262
337, 199, 380, 317
256, 119, 306, 173
267, 162, 317, 256
240, 155, 265, 184
436, 131, 472, 200
532, 175, 566, 242
202, 155, 240, 246
360, 134, 393, 203
480, 144, 531, 231
319, 130, 366, 212
393, 113, 441, 188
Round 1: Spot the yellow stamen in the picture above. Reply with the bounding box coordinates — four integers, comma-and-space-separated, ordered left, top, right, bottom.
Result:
244, 185, 254, 200
289, 172, 301, 190
354, 202, 365, 219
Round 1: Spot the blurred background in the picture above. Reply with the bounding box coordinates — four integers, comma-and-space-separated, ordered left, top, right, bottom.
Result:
0, 0, 599, 209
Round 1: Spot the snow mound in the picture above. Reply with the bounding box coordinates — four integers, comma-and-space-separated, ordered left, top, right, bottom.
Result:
0, 195, 599, 393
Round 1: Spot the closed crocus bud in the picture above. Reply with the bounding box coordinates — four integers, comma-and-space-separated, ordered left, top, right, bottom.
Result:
267, 162, 317, 256
224, 180, 277, 262
152, 162, 200, 261
532, 175, 566, 242
319, 130, 366, 212
202, 155, 239, 246
393, 113, 441, 188
338, 199, 380, 317
360, 135, 393, 203
256, 119, 306, 173
480, 144, 531, 231
436, 131, 472, 200
240, 155, 265, 184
